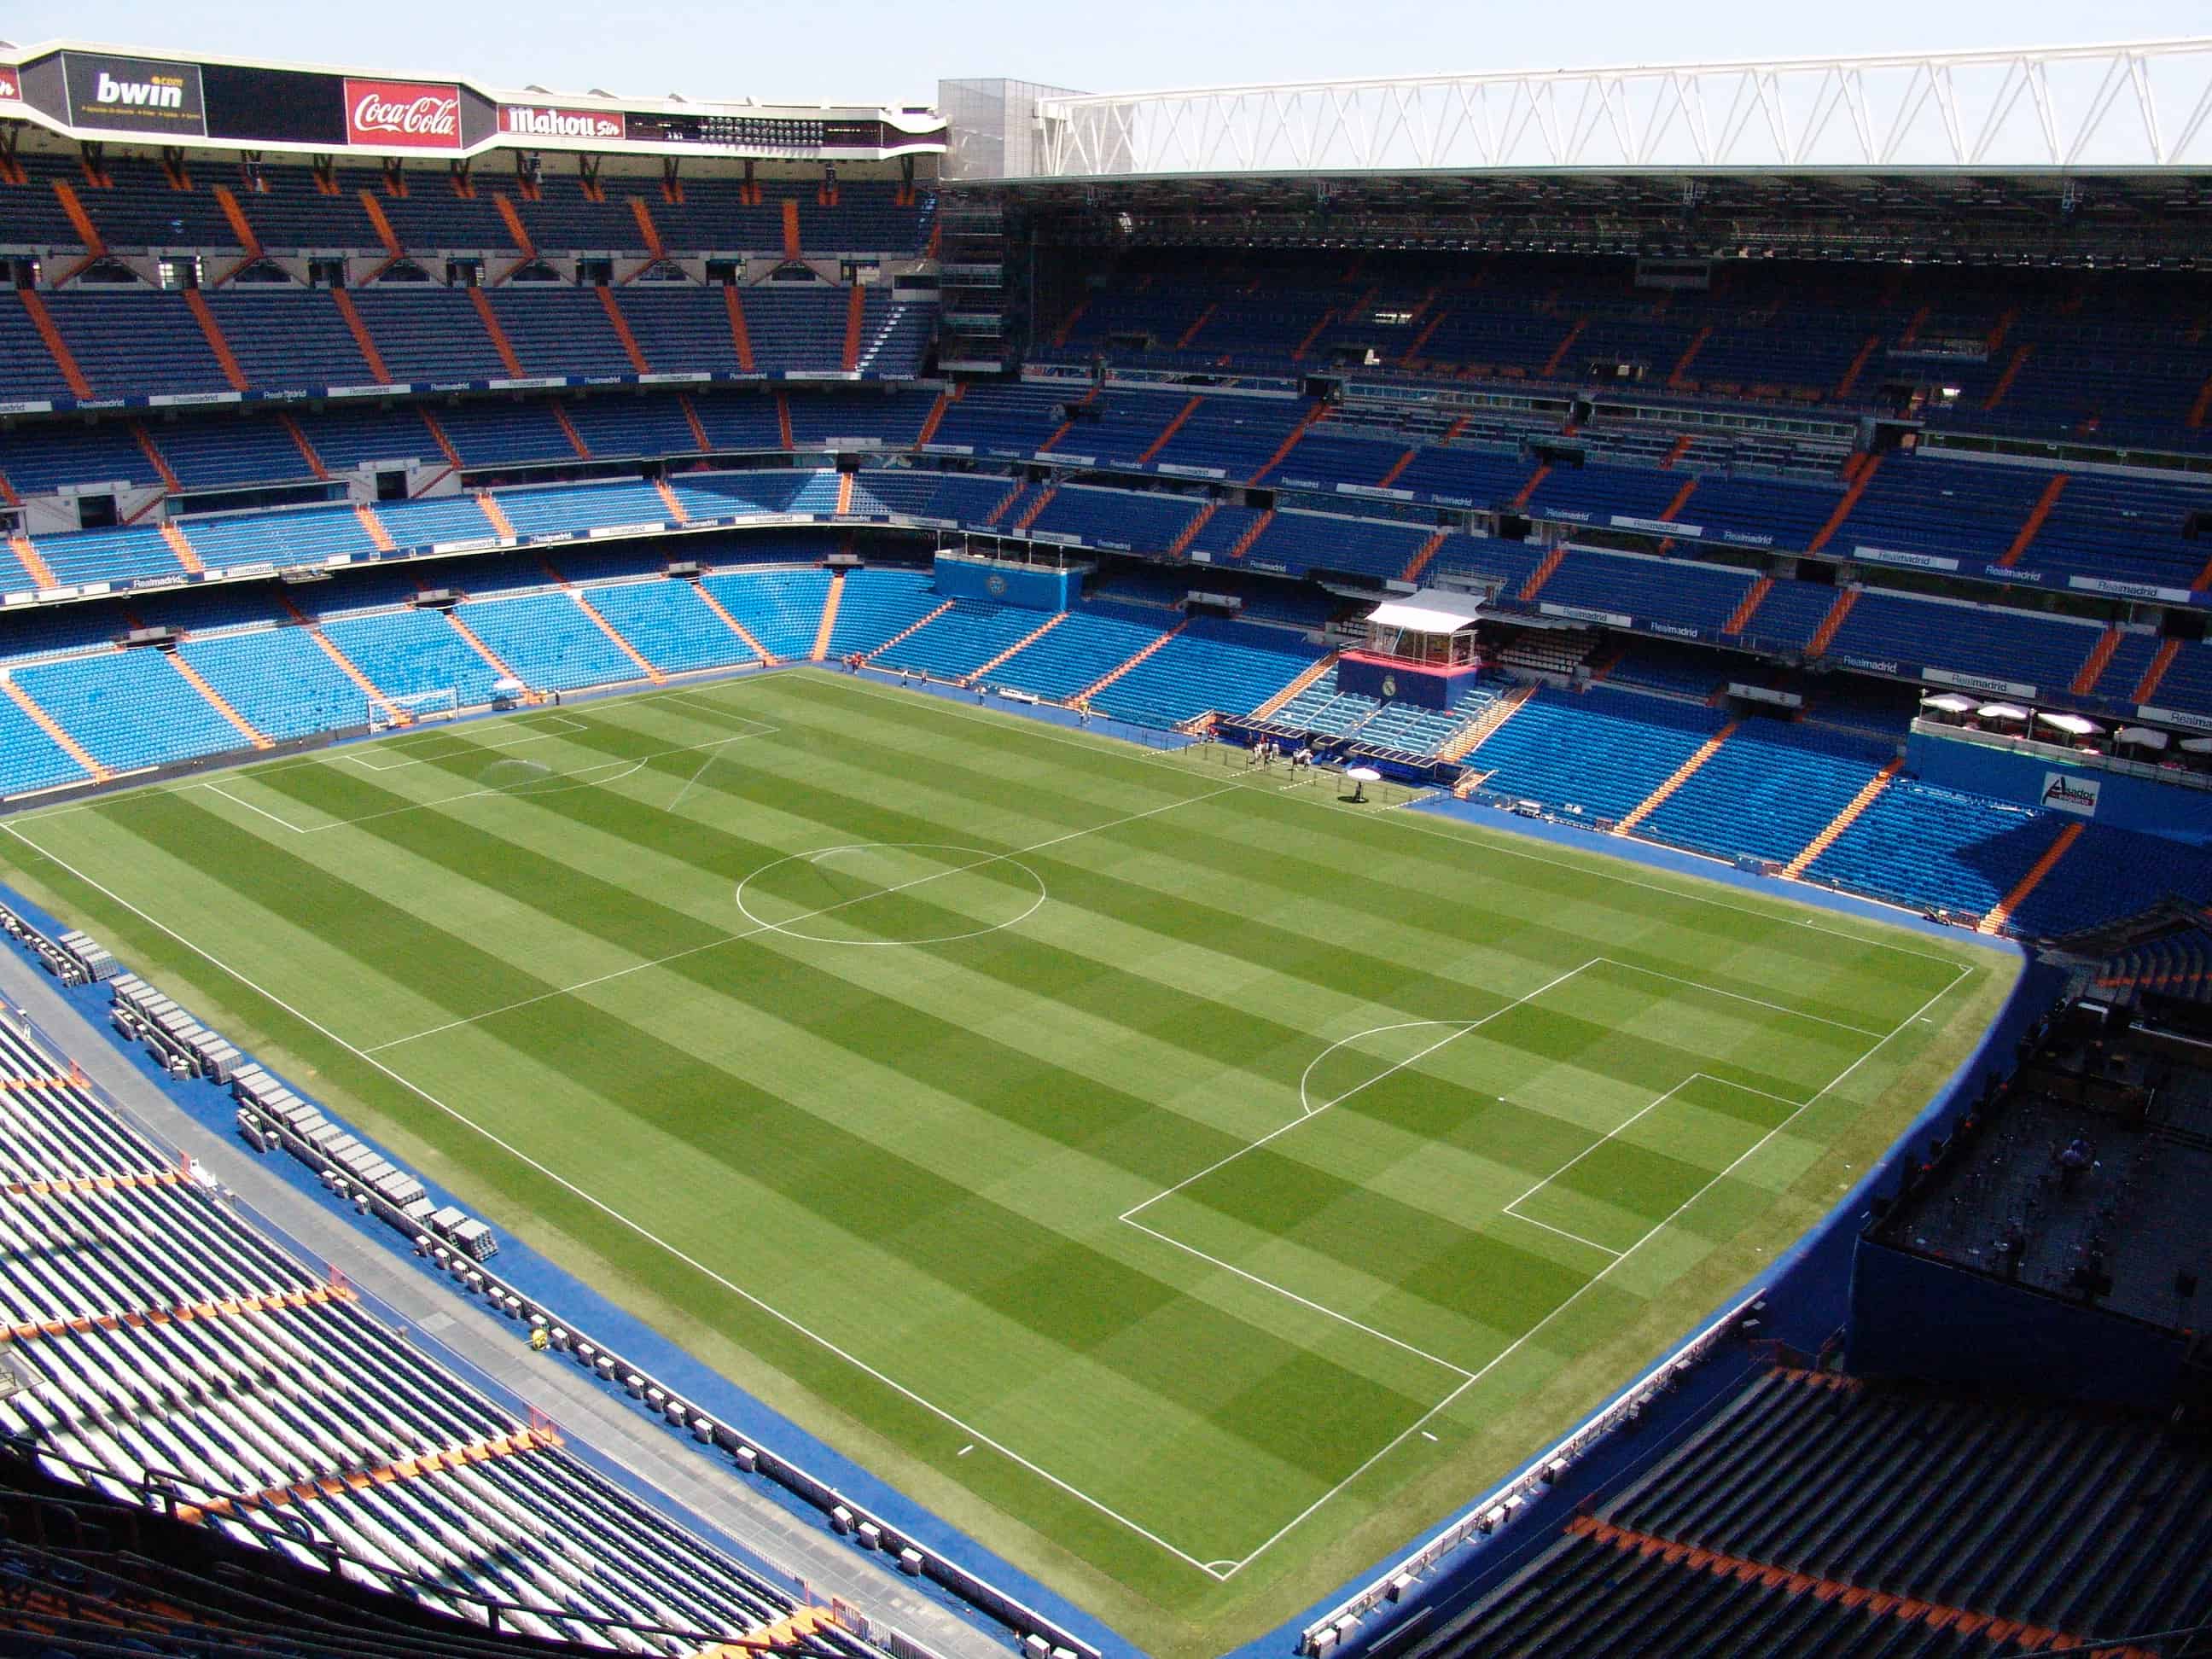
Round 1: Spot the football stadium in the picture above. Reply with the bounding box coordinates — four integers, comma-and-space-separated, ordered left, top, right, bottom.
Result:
0, 30, 2204, 1659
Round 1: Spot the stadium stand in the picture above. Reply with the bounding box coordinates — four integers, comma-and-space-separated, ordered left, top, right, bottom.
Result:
1405, 1364, 2212, 1659
0, 1013, 899, 1656
17, 44, 2212, 1659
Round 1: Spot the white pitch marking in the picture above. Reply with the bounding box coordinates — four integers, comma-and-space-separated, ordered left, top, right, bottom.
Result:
736, 844, 1050, 948
200, 783, 306, 835
1214, 960, 1973, 1575
957, 1444, 975, 1458
666, 748, 720, 815
1592, 957, 1893, 1038
1121, 1217, 1472, 1380
1499, 1077, 1700, 1216
1499, 1209, 1626, 1259
1109, 713, 1976, 975
365, 783, 1239, 1051
0, 678, 783, 830
2, 819, 1237, 1581
5, 671, 1984, 1578
341, 713, 591, 770
1125, 963, 1598, 1233
307, 731, 765, 833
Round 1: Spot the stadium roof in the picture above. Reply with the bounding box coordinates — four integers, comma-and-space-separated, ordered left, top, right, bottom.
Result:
1365, 595, 1485, 634
993, 40, 2212, 180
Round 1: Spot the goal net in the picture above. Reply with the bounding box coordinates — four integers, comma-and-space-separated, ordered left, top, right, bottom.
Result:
370, 688, 460, 732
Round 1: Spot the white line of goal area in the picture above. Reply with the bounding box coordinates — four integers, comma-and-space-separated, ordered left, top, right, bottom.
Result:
1119, 953, 1971, 1574
3, 733, 1978, 1581
342, 712, 591, 768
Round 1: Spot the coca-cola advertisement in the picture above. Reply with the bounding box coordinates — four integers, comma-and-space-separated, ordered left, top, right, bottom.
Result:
498, 103, 624, 141
345, 77, 461, 149
0, 67, 19, 104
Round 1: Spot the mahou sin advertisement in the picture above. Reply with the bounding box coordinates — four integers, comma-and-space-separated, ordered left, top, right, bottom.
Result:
498, 103, 624, 141
344, 77, 461, 148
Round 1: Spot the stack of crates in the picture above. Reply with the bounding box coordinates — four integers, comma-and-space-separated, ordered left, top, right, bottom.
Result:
55, 928, 118, 982
230, 1061, 429, 1219
108, 975, 242, 1082
420, 1202, 500, 1260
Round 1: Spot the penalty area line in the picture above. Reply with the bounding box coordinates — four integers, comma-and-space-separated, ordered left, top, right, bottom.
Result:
1213, 958, 1975, 1575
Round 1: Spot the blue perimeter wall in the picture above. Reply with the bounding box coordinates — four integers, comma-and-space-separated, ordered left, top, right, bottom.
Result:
1910, 725, 2212, 842
0, 663, 2056, 1659
933, 555, 1078, 612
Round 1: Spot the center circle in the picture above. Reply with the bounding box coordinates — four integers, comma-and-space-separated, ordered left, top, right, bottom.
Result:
734, 842, 1048, 946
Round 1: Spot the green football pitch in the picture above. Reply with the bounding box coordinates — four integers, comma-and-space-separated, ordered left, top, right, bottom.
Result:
0, 670, 2011, 1655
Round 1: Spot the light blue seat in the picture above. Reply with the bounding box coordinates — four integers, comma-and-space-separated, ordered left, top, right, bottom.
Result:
12, 649, 242, 773
457, 591, 643, 692
583, 579, 760, 675
181, 626, 364, 742
823, 568, 936, 657
872, 601, 1049, 680
699, 568, 831, 660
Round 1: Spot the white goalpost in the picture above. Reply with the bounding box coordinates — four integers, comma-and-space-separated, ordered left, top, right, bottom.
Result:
369, 688, 461, 732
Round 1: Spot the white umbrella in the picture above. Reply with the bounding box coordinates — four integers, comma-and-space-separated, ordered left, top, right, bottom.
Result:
2183, 737, 2212, 754
1922, 693, 1977, 713
2116, 726, 2170, 750
2036, 712, 2100, 736
1977, 702, 2030, 722
1343, 765, 1382, 802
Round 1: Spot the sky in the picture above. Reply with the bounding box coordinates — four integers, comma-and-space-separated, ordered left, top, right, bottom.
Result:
2, 0, 2206, 109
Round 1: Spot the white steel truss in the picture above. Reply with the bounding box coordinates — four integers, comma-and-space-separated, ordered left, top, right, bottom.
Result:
1029, 40, 2212, 178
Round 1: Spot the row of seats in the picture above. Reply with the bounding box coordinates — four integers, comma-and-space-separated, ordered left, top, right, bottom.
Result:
5, 443, 2204, 728
0, 1019, 875, 1656
1263, 666, 1494, 758
1040, 252, 2212, 450
5, 154, 933, 259
1449, 676, 2212, 937
1614, 1367, 2212, 1638
1468, 685, 1732, 825
0, 561, 1334, 790
0, 284, 930, 402
1415, 1365, 2212, 1659
1, 531, 2203, 939
3, 375, 2196, 693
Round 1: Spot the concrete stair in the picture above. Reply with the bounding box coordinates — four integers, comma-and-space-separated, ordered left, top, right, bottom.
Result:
966, 610, 1068, 684
2070, 626, 2123, 696
1439, 681, 1536, 763
1805, 588, 1859, 656
1981, 821, 2085, 935
1783, 758, 1901, 877
1616, 722, 1736, 833
1250, 652, 1338, 720
3, 678, 109, 780
169, 653, 273, 750
574, 593, 666, 684
807, 570, 843, 661
864, 598, 955, 662
1076, 621, 1186, 703
1722, 576, 1773, 636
